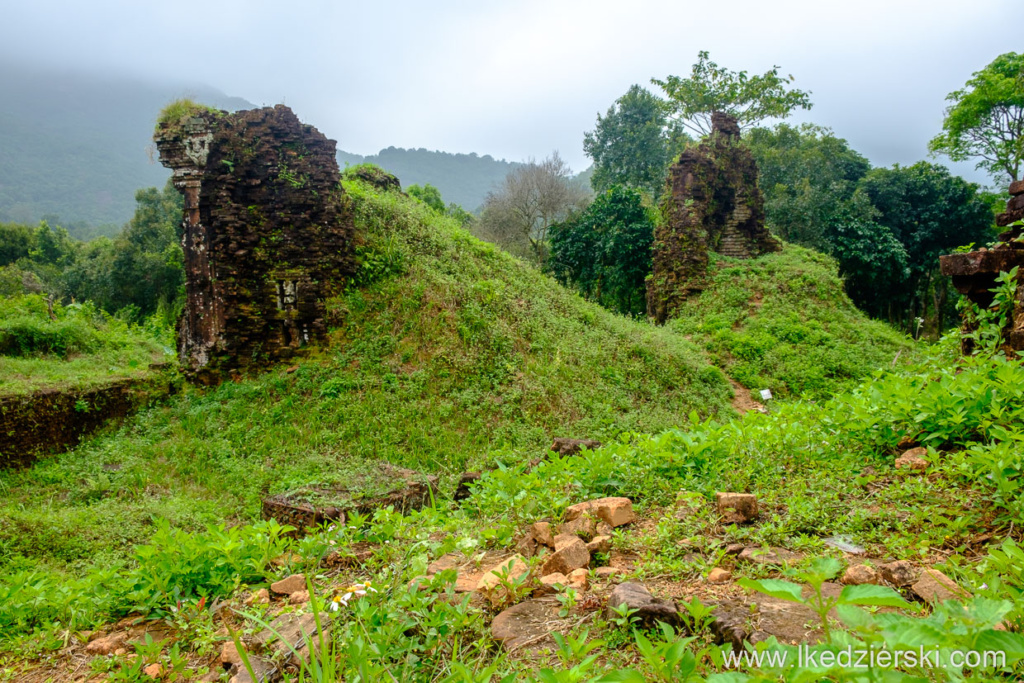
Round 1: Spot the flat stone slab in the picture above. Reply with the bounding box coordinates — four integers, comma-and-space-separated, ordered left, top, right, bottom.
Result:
491, 597, 572, 653
712, 582, 843, 648
261, 464, 438, 532
426, 551, 515, 593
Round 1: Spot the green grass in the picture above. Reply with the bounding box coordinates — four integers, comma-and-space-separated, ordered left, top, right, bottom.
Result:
669, 245, 916, 399
0, 295, 171, 396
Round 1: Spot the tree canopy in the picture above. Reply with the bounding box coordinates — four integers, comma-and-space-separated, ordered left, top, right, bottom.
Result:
583, 85, 673, 198
928, 52, 1024, 183
652, 51, 813, 137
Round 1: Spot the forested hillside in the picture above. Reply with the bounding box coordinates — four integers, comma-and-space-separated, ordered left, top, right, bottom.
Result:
0, 63, 252, 236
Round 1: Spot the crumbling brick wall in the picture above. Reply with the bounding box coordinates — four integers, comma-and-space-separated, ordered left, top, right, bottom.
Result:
940, 180, 1024, 355
155, 105, 356, 383
646, 112, 781, 323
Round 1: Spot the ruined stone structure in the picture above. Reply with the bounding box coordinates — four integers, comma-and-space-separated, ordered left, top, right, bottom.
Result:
940, 180, 1024, 354
646, 112, 781, 323
155, 105, 356, 382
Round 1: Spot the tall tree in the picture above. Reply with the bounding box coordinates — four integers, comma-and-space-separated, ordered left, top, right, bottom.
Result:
477, 153, 590, 264
583, 85, 672, 198
929, 52, 1024, 183
653, 51, 812, 137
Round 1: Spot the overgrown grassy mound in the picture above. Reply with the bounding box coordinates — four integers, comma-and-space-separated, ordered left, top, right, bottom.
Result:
0, 295, 170, 396
0, 177, 731, 582
669, 245, 915, 399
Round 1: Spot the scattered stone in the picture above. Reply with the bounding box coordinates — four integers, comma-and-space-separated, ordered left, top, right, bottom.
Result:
515, 534, 539, 559
286, 365, 299, 374
477, 555, 531, 607
542, 536, 590, 576
271, 574, 307, 596
565, 497, 635, 528
559, 513, 597, 541
426, 551, 514, 593
737, 547, 801, 567
228, 656, 276, 683
824, 535, 866, 555
605, 582, 680, 629
453, 472, 481, 502
260, 613, 326, 668
716, 492, 759, 524
143, 663, 163, 679
586, 535, 611, 554
246, 588, 270, 605
288, 590, 310, 605
842, 564, 880, 586
707, 568, 732, 584
911, 569, 970, 604
221, 641, 243, 666
491, 597, 568, 652
530, 522, 555, 548
724, 543, 745, 555
595, 566, 624, 580
879, 560, 918, 588
895, 448, 929, 471
85, 631, 127, 655
550, 438, 602, 456
567, 568, 590, 591
535, 573, 566, 596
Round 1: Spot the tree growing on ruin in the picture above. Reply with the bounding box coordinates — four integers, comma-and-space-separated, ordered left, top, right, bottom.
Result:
477, 153, 590, 263
653, 51, 813, 137
929, 52, 1024, 183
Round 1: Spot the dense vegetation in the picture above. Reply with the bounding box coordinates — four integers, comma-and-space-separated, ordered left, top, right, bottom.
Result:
0, 181, 184, 321
0, 294, 170, 395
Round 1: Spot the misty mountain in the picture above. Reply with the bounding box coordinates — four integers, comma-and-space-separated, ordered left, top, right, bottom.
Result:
337, 147, 522, 211
0, 62, 253, 238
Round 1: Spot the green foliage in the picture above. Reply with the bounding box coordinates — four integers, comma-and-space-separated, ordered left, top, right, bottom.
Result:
958, 266, 1019, 356
583, 85, 674, 198
127, 519, 291, 614
857, 161, 995, 329
745, 123, 871, 251
549, 185, 654, 316
653, 51, 813, 138
928, 51, 1024, 183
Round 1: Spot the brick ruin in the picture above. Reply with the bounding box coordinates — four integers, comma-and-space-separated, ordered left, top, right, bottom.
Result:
940, 180, 1024, 355
155, 105, 356, 383
646, 112, 781, 323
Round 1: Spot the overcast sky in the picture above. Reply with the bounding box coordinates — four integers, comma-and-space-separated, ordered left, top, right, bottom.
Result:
2, 0, 1022, 184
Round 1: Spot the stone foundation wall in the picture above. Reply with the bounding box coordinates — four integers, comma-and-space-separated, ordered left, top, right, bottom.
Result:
155, 105, 356, 383
0, 373, 175, 469
646, 112, 780, 323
